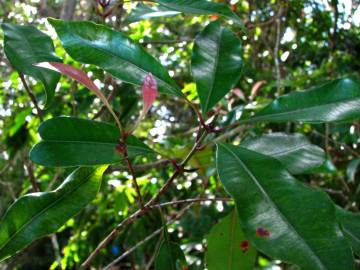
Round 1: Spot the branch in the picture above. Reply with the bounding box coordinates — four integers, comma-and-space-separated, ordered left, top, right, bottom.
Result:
312, 130, 359, 157
92, 88, 118, 120
124, 146, 144, 208
103, 202, 195, 270
24, 160, 40, 193
274, 5, 283, 96
60, 0, 77, 20
108, 159, 175, 174
81, 131, 208, 268
150, 197, 232, 208
50, 234, 62, 268
18, 72, 43, 121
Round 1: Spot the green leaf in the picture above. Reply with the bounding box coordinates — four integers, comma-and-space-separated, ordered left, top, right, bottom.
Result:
248, 78, 360, 123
157, 0, 242, 25
30, 117, 155, 167
206, 210, 256, 270
155, 240, 187, 270
125, 3, 181, 23
336, 207, 360, 256
2, 23, 61, 108
0, 166, 107, 262
216, 143, 354, 270
192, 21, 242, 113
346, 158, 360, 182
48, 19, 182, 97
241, 133, 325, 174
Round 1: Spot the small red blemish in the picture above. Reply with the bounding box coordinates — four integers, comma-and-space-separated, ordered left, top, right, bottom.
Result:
210, 15, 219, 21
183, 267, 189, 270
240, 240, 249, 253
256, 227, 271, 237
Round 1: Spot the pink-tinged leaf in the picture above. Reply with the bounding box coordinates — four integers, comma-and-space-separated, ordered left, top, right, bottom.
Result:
35, 62, 123, 132
142, 73, 158, 115
35, 62, 101, 96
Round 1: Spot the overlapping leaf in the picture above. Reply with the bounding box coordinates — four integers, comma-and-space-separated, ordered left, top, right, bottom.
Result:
2, 23, 61, 107
216, 143, 354, 270
30, 117, 155, 167
0, 166, 107, 262
157, 0, 242, 25
346, 158, 360, 182
248, 77, 360, 123
241, 133, 325, 174
337, 207, 360, 256
192, 21, 242, 113
155, 240, 186, 270
125, 3, 180, 23
206, 210, 256, 270
48, 19, 182, 97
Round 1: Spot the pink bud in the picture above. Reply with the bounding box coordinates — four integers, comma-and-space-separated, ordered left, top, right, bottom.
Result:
142, 73, 158, 115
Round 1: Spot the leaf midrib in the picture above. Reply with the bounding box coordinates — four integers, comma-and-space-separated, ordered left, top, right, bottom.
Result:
0, 169, 96, 253
252, 96, 360, 122
39, 140, 153, 153
220, 144, 326, 269
228, 211, 236, 269
203, 26, 222, 112
63, 25, 179, 96
245, 143, 314, 157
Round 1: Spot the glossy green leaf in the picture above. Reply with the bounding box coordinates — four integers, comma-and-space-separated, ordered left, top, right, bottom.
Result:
248, 78, 360, 123
346, 158, 360, 182
0, 166, 107, 262
157, 0, 242, 25
48, 19, 182, 97
125, 3, 180, 23
30, 117, 155, 167
241, 133, 325, 174
192, 21, 242, 113
206, 210, 256, 270
216, 143, 354, 270
2, 23, 61, 108
155, 240, 186, 270
336, 207, 360, 256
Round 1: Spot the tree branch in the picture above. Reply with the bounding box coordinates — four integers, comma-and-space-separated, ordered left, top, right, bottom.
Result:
18, 72, 43, 121
103, 202, 195, 269
81, 130, 208, 268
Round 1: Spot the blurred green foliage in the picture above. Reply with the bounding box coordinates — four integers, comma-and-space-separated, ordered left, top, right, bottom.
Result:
0, 0, 360, 269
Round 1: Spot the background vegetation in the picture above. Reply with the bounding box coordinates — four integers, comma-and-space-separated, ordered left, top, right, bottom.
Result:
1, 0, 360, 269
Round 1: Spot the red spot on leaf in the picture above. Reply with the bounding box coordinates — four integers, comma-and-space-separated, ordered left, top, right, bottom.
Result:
240, 240, 249, 253
210, 15, 219, 21
256, 227, 271, 237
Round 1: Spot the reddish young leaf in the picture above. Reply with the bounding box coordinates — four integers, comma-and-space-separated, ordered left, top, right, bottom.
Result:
35, 62, 123, 132
142, 73, 158, 115
35, 62, 100, 96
